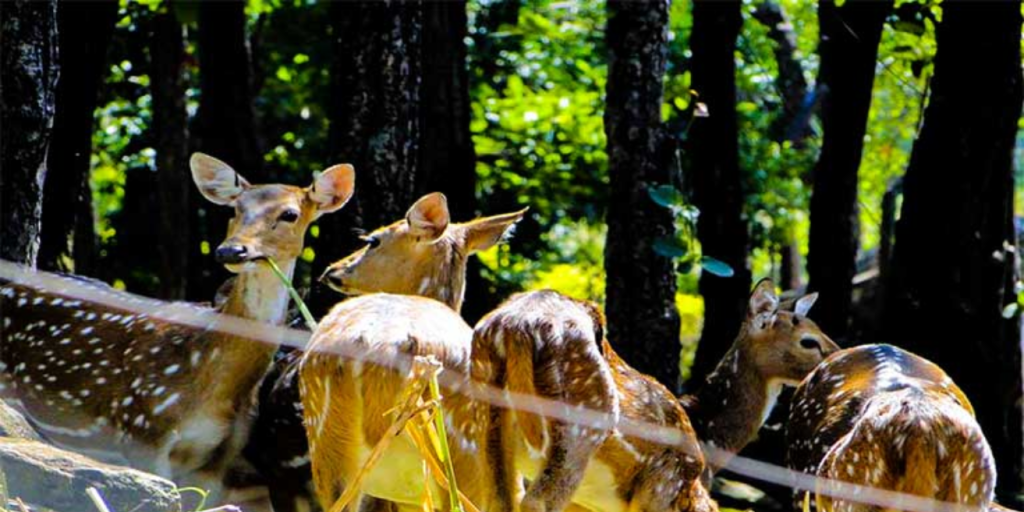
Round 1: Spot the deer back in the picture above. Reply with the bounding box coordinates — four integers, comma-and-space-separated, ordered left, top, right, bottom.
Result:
787, 344, 995, 511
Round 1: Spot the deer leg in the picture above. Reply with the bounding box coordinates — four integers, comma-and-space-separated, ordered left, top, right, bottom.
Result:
520, 418, 606, 512
520, 343, 616, 512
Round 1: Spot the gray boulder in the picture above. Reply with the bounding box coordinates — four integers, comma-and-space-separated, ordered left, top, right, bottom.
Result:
0, 401, 41, 441
0, 438, 181, 512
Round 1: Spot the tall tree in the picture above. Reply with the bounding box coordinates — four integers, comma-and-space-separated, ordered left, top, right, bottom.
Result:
751, 0, 811, 291
0, 1, 59, 267
150, 7, 190, 300
604, 0, 682, 391
806, 0, 891, 341
190, 1, 264, 301
38, 0, 119, 275
687, 0, 749, 386
883, 1, 1024, 497
421, 1, 490, 322
308, 1, 423, 315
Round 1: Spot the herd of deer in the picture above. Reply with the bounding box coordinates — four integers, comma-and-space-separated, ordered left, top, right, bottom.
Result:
0, 154, 1007, 512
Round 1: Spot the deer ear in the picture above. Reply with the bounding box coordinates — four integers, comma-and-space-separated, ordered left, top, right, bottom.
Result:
794, 292, 818, 317
308, 164, 355, 217
748, 278, 779, 328
463, 208, 527, 254
406, 193, 450, 240
191, 153, 250, 205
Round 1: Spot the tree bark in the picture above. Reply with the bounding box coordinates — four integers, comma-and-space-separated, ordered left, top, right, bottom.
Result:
420, 1, 490, 322
686, 0, 750, 387
882, 1, 1024, 497
190, 0, 264, 301
150, 8, 190, 300
0, 0, 59, 268
806, 0, 890, 342
604, 0, 682, 391
751, 0, 810, 144
751, 0, 810, 292
37, 0, 118, 275
308, 1, 423, 315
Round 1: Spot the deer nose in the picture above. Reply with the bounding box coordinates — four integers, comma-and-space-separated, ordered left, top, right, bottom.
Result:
215, 244, 249, 264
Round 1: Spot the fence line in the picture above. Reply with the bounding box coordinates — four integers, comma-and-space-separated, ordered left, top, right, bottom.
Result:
0, 261, 990, 512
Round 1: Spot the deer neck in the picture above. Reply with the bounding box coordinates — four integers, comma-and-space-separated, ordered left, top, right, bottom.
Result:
200, 260, 294, 403
423, 239, 466, 312
687, 345, 782, 455
220, 259, 294, 325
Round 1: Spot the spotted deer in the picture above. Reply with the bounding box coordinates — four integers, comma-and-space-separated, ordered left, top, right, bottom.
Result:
251, 192, 524, 512
0, 153, 354, 505
473, 279, 836, 512
681, 279, 839, 475
785, 344, 997, 512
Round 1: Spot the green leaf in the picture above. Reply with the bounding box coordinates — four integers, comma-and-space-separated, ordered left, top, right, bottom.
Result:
700, 256, 734, 278
653, 236, 689, 259
648, 185, 685, 209
1002, 303, 1019, 319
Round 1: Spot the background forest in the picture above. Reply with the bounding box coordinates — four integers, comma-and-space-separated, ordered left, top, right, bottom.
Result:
2, 0, 1023, 506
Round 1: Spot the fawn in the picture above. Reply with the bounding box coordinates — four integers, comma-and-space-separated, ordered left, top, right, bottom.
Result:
785, 344, 996, 512
252, 192, 523, 512
681, 279, 839, 475
473, 279, 836, 512
0, 153, 354, 504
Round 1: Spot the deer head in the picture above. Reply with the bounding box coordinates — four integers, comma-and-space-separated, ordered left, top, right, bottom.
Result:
737, 279, 838, 386
191, 152, 355, 272
320, 192, 526, 311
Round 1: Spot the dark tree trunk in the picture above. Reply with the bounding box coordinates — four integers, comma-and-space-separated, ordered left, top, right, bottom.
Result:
0, 1, 59, 268
882, 1, 1024, 498
308, 1, 423, 316
190, 0, 264, 301
751, 0, 810, 145
151, 9, 190, 300
806, 0, 890, 342
37, 0, 117, 275
194, 1, 263, 178
686, 0, 750, 387
420, 1, 490, 323
752, 0, 809, 292
604, 0, 682, 391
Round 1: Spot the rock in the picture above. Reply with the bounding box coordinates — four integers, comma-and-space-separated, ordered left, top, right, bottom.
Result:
0, 438, 181, 512
0, 400, 42, 441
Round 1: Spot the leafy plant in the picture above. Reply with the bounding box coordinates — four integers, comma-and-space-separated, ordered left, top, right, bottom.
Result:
648, 184, 734, 278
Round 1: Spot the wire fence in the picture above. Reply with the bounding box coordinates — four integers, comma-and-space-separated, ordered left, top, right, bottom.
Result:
0, 260, 1005, 512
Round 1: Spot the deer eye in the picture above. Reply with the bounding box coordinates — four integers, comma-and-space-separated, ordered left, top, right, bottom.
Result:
800, 337, 821, 351
278, 209, 300, 223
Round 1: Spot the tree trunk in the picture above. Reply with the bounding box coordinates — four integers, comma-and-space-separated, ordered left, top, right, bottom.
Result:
882, 1, 1024, 498
751, 0, 810, 145
806, 0, 890, 342
686, 0, 749, 387
37, 0, 117, 275
150, 8, 190, 300
308, 1, 423, 316
752, 0, 810, 292
420, 1, 490, 322
0, 0, 59, 268
604, 0, 681, 391
190, 0, 264, 301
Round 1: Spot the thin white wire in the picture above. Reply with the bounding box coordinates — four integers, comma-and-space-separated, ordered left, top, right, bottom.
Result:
0, 261, 988, 512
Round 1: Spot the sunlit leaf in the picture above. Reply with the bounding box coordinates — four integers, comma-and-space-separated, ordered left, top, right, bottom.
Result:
1002, 303, 1019, 319
700, 256, 734, 278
